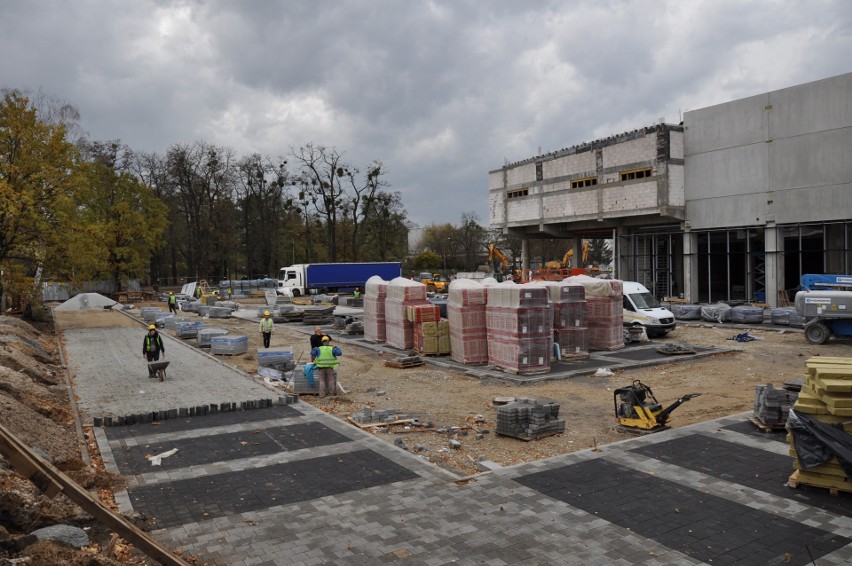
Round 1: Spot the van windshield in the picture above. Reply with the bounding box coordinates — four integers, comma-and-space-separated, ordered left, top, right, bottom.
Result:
629, 292, 661, 309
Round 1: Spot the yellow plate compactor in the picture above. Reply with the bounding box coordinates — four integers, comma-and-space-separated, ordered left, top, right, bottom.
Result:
614, 380, 701, 434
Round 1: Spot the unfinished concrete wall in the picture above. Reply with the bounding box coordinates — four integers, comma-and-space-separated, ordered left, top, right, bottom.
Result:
684, 72, 852, 230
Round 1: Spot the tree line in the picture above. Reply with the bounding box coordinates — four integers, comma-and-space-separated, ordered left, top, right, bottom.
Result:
0, 90, 410, 309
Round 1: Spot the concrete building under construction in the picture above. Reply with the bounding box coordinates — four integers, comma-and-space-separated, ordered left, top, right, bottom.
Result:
489, 72, 852, 307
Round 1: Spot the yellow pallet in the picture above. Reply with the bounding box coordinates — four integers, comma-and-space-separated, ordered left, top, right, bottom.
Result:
788, 469, 851, 495
793, 459, 848, 478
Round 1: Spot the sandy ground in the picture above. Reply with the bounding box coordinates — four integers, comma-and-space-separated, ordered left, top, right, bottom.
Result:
121, 300, 852, 477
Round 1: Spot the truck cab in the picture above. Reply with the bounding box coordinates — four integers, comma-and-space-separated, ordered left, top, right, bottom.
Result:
622, 281, 676, 337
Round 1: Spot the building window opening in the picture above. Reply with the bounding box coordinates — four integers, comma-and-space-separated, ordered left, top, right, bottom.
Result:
571, 177, 598, 189
535, 162, 543, 181
507, 188, 529, 199
620, 168, 652, 181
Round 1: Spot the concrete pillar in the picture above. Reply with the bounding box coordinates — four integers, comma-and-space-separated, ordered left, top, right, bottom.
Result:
682, 229, 698, 303
521, 238, 529, 280
765, 224, 780, 308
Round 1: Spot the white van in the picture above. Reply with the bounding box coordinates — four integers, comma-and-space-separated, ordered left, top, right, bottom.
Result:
622, 281, 676, 337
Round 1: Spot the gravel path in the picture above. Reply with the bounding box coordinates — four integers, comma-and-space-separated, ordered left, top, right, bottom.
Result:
63, 326, 277, 422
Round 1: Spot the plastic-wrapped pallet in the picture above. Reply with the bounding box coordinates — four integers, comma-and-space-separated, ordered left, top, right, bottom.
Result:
385, 278, 429, 350
197, 327, 228, 347
216, 301, 238, 311
552, 283, 588, 360
197, 305, 211, 317
701, 303, 733, 323
208, 306, 232, 318
771, 307, 806, 328
486, 284, 552, 374
175, 321, 204, 339
496, 398, 565, 440
257, 348, 296, 372
731, 305, 764, 324
140, 307, 162, 323
448, 279, 488, 364
364, 276, 389, 343
565, 275, 623, 351
164, 316, 191, 330
672, 304, 702, 320
210, 335, 248, 355
154, 312, 175, 328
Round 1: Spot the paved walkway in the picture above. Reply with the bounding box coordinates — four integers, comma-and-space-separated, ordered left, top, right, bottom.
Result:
65, 325, 852, 565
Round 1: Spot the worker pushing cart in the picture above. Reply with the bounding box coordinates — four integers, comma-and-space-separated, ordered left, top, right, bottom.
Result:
142, 324, 168, 380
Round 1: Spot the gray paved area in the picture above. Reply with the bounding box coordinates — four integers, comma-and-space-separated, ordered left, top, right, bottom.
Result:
65, 322, 852, 565
64, 326, 277, 423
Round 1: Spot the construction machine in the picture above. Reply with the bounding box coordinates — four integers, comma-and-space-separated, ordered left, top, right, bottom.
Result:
795, 274, 852, 344
544, 249, 574, 270
418, 272, 447, 293
614, 380, 701, 434
487, 243, 509, 276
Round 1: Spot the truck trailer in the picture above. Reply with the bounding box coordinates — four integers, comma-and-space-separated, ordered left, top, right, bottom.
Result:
278, 262, 402, 296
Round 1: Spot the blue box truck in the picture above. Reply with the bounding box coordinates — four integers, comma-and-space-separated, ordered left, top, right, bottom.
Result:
277, 262, 402, 296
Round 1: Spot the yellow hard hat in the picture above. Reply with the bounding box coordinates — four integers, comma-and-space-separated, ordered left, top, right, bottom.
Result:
169, 291, 173, 294
264, 310, 270, 316
321, 335, 330, 341
148, 324, 156, 330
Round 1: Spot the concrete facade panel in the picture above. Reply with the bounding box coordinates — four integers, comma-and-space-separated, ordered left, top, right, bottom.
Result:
684, 94, 768, 154
684, 142, 768, 200
507, 163, 535, 186
685, 193, 768, 230
602, 136, 656, 169
505, 196, 540, 223
545, 152, 596, 178
603, 183, 657, 212
670, 131, 684, 159
770, 127, 852, 190
769, 72, 852, 138
669, 165, 685, 206
489, 191, 505, 225
771, 183, 852, 225
488, 171, 504, 191
549, 190, 598, 217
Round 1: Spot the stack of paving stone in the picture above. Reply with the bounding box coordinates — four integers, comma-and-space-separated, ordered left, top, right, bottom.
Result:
550, 283, 588, 360
787, 357, 852, 492
164, 316, 191, 330
384, 278, 429, 350
210, 335, 248, 355
291, 365, 330, 394
197, 305, 211, 317
753, 383, 795, 426
197, 327, 228, 348
770, 307, 806, 328
207, 306, 232, 318
257, 348, 296, 372
140, 307, 162, 323
174, 321, 205, 339
364, 275, 389, 343
731, 305, 764, 324
486, 283, 552, 374
302, 306, 335, 326
672, 304, 702, 320
496, 398, 565, 440
154, 312, 175, 328
350, 407, 409, 425
448, 278, 489, 364
565, 275, 623, 350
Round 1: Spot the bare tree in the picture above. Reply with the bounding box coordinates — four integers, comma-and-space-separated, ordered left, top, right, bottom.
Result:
291, 143, 346, 261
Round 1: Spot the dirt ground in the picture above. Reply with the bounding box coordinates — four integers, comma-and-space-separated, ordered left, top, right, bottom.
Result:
2, 301, 852, 564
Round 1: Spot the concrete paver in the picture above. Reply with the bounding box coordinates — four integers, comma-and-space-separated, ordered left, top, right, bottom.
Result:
64, 323, 852, 565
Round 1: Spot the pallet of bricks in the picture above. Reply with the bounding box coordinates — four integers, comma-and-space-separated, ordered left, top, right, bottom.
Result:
565, 275, 623, 351
547, 282, 588, 360
786, 357, 852, 494
486, 282, 552, 374
363, 276, 389, 343
408, 303, 450, 355
384, 278, 429, 350
448, 278, 488, 364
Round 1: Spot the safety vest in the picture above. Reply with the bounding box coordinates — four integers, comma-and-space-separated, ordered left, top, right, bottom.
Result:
314, 345, 339, 368
168, 295, 176, 305
145, 334, 162, 353
260, 318, 274, 333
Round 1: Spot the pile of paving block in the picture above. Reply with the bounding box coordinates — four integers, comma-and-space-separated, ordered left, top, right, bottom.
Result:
257, 348, 296, 372
566, 275, 623, 350
448, 279, 488, 364
496, 398, 565, 440
175, 321, 205, 339
384, 278, 430, 350
752, 383, 798, 427
364, 275, 389, 342
302, 305, 335, 325
787, 357, 852, 493
408, 303, 450, 355
163, 316, 191, 330
197, 327, 228, 348
349, 407, 414, 425
210, 335, 248, 355
140, 307, 163, 324
486, 283, 552, 374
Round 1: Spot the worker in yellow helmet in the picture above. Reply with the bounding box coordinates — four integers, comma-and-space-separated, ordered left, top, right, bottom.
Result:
167, 291, 178, 314
142, 324, 165, 378
260, 310, 274, 348
310, 335, 342, 397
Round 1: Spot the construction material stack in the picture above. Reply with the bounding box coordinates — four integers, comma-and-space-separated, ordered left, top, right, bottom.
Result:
210, 335, 248, 355
486, 283, 552, 374
448, 279, 489, 364
565, 275, 624, 351
551, 283, 588, 360
496, 398, 565, 440
384, 278, 429, 350
197, 328, 228, 348
752, 383, 797, 427
363, 276, 389, 343
787, 357, 852, 493
408, 304, 449, 355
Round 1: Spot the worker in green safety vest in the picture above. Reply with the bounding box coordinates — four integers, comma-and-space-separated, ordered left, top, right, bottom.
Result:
259, 310, 274, 348
142, 324, 165, 378
167, 291, 178, 314
310, 336, 342, 397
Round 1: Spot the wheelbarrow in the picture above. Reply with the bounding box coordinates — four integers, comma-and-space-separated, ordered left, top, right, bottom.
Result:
147, 360, 170, 382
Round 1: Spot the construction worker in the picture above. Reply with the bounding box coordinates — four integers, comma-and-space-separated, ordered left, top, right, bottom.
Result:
142, 324, 165, 378
310, 326, 328, 351
167, 291, 178, 314
353, 287, 360, 300
310, 335, 341, 397
227, 286, 233, 299
260, 310, 274, 348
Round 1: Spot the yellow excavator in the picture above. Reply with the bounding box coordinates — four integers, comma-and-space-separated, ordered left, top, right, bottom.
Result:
545, 249, 574, 270
487, 243, 510, 276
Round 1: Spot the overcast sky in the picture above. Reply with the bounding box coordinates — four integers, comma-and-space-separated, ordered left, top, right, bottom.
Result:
2, 1, 851, 228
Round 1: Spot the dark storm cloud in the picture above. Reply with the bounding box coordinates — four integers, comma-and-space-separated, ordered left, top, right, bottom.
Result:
2, 0, 851, 227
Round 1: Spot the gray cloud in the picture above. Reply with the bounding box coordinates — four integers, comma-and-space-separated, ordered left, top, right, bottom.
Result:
2, 0, 851, 227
